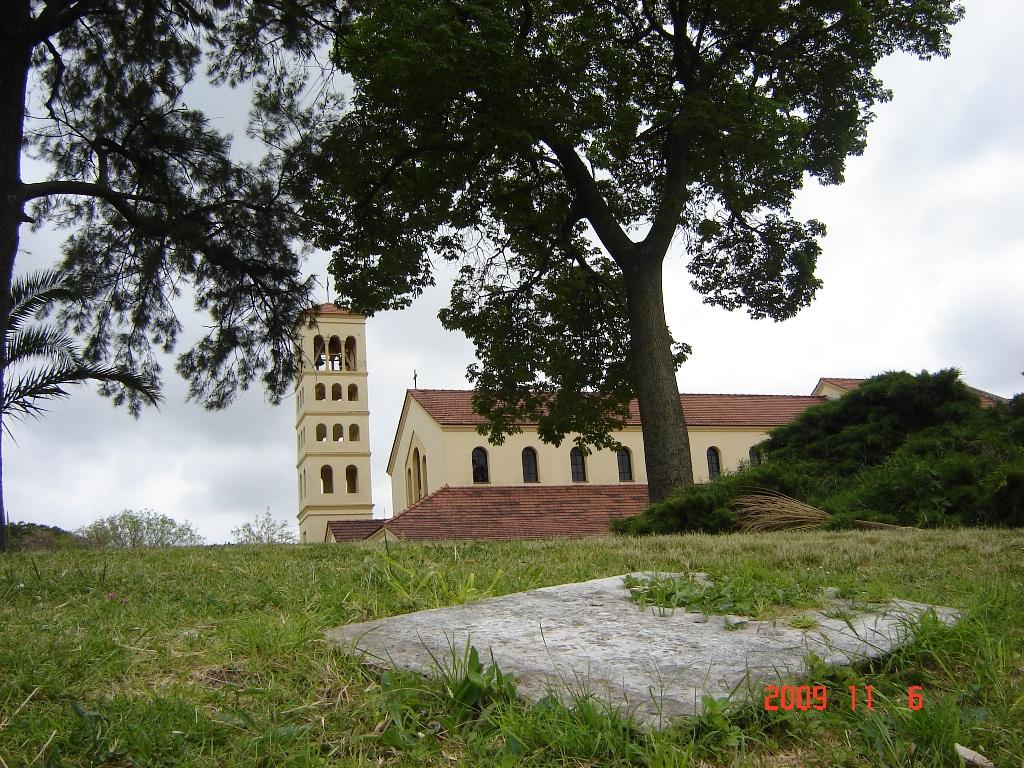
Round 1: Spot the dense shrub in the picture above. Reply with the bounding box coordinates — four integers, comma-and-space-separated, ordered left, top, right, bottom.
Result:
7, 522, 84, 551
614, 370, 1023, 535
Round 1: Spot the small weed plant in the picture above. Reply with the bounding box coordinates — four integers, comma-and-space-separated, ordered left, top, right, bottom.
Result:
623, 569, 824, 619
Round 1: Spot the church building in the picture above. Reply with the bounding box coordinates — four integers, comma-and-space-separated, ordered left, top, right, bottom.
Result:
296, 311, 1003, 542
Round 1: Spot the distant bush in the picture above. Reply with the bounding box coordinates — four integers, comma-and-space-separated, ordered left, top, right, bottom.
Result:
614, 370, 1024, 535
77, 509, 205, 548
8, 521, 85, 551
231, 509, 296, 545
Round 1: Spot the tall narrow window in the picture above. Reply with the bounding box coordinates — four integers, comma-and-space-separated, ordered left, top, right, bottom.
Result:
348, 383, 358, 401
617, 448, 634, 482
349, 424, 359, 442
522, 447, 539, 483
472, 447, 489, 483
328, 335, 342, 370
333, 423, 343, 442
331, 383, 342, 401
413, 448, 422, 499
570, 447, 587, 482
406, 469, 413, 507
346, 465, 358, 493
315, 423, 327, 442
344, 336, 357, 371
707, 447, 722, 480
314, 383, 325, 401
313, 335, 325, 370
320, 465, 334, 494
421, 455, 428, 496
748, 447, 761, 466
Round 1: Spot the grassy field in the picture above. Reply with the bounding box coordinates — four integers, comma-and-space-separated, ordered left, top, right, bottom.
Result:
1, 529, 1022, 767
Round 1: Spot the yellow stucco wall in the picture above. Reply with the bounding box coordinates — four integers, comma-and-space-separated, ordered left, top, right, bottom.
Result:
389, 398, 446, 516
387, 395, 771, 514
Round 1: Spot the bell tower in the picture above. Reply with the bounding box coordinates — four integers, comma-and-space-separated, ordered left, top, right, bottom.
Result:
295, 304, 374, 542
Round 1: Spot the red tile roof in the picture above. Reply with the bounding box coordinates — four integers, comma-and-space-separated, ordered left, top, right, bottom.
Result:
303, 303, 355, 316
408, 389, 826, 428
968, 386, 1007, 408
326, 520, 384, 542
816, 377, 867, 392
816, 377, 1005, 408
383, 484, 650, 541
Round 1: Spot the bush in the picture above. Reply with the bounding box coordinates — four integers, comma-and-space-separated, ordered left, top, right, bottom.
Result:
231, 509, 296, 545
616, 370, 1024, 535
7, 522, 85, 551
77, 509, 205, 548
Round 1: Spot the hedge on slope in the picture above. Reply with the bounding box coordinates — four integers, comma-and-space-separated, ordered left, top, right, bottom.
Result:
613, 370, 1023, 535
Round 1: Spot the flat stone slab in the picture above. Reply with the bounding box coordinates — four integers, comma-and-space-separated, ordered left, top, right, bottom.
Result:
326, 573, 958, 725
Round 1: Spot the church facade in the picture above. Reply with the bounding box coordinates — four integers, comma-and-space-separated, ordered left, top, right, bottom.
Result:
386, 388, 829, 518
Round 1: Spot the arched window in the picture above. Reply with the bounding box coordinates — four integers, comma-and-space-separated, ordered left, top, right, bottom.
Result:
349, 424, 359, 442
331, 383, 342, 401
333, 423, 343, 442
472, 447, 489, 483
707, 447, 722, 480
748, 447, 761, 466
320, 465, 334, 494
328, 335, 342, 370
344, 336, 357, 371
421, 455, 428, 496
313, 335, 325, 370
346, 465, 358, 494
314, 383, 325, 401
413, 448, 422, 499
348, 383, 358, 402
522, 447, 539, 483
315, 423, 327, 442
570, 447, 587, 482
406, 469, 413, 507
617, 448, 633, 482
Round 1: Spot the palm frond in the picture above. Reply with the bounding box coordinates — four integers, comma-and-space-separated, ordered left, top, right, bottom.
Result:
3, 363, 162, 423
7, 269, 79, 331
5, 325, 80, 369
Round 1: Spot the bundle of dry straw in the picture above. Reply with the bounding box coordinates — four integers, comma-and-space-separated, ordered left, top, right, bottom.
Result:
732, 490, 830, 532
732, 490, 913, 532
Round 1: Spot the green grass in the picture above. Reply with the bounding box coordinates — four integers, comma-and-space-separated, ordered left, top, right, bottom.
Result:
622, 570, 825, 619
1, 529, 1023, 767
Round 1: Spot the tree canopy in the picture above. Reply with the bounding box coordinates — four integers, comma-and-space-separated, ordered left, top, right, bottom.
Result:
0, 1, 344, 549
303, 0, 964, 501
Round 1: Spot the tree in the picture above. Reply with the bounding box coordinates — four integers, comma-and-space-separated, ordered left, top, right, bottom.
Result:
3, 270, 162, 420
302, 0, 964, 502
231, 507, 297, 545
77, 508, 205, 548
0, 269, 162, 550
0, 1, 346, 551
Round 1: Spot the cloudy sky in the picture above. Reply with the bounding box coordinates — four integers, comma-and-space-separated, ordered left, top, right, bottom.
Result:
6, 3, 1022, 543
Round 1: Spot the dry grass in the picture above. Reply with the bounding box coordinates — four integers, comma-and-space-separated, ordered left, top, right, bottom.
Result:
732, 490, 831, 532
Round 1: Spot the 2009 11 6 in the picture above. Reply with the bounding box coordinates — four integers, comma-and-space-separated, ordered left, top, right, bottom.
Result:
763, 684, 924, 711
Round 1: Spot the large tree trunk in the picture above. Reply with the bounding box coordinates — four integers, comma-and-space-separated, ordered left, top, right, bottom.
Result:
621, 254, 694, 502
0, 0, 32, 552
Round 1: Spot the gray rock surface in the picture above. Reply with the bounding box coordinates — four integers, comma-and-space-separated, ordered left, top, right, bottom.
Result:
326, 573, 958, 725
